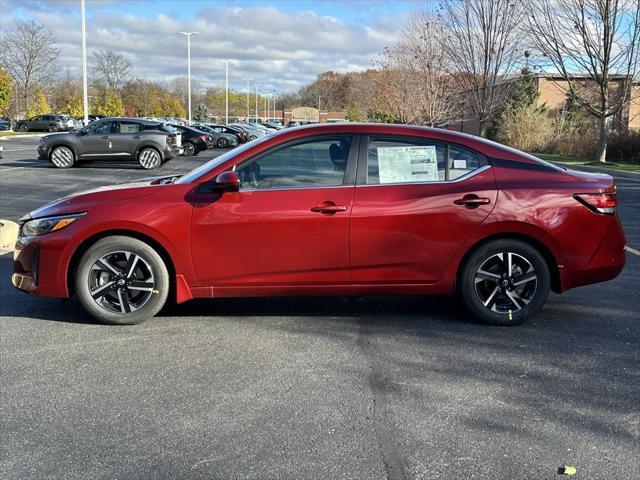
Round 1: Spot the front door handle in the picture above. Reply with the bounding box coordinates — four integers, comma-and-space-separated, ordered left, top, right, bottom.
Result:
310, 201, 348, 215
101, 135, 111, 139
454, 194, 491, 208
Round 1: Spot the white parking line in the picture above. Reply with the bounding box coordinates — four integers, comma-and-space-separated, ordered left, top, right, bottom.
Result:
625, 246, 640, 256
0, 147, 35, 152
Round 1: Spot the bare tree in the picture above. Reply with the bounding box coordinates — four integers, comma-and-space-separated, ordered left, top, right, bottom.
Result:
92, 49, 132, 89
528, 0, 640, 162
386, 11, 460, 126
441, 0, 524, 136
0, 20, 60, 115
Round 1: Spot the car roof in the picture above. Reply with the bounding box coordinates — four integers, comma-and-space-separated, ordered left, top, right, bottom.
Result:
278, 123, 555, 166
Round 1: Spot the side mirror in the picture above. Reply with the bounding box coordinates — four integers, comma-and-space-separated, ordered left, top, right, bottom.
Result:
214, 171, 240, 192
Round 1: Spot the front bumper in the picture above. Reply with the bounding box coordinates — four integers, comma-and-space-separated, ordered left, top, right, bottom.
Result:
12, 230, 73, 298
37, 144, 49, 160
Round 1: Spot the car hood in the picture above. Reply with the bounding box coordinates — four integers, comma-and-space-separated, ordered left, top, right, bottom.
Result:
42, 132, 75, 142
24, 179, 163, 220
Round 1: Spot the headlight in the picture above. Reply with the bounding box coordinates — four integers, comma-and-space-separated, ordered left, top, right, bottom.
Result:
20, 213, 84, 237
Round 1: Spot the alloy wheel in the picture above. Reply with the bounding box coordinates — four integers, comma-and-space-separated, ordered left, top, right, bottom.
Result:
138, 148, 161, 169
88, 250, 155, 314
474, 252, 537, 314
183, 142, 195, 156
50, 146, 74, 168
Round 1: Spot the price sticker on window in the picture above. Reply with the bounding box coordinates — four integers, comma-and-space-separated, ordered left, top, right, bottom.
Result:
377, 146, 439, 184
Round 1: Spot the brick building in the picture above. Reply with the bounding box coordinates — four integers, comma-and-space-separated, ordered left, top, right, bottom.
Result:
457, 74, 640, 135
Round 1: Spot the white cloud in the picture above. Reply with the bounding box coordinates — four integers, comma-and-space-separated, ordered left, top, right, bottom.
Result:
2, 2, 400, 93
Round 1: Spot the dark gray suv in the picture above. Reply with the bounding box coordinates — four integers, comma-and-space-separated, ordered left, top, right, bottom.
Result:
16, 114, 75, 132
37, 118, 182, 169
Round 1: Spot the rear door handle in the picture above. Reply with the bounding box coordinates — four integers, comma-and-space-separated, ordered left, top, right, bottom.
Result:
101, 135, 111, 139
310, 201, 348, 215
454, 194, 491, 208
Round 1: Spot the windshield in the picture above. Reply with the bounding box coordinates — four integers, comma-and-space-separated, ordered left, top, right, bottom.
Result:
176, 135, 271, 184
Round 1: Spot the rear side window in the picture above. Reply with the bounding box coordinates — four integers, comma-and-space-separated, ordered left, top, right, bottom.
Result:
117, 122, 142, 134
366, 136, 486, 184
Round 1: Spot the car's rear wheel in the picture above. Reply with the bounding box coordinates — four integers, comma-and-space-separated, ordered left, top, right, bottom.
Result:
183, 141, 195, 156
48, 125, 58, 133
19, 124, 28, 132
249, 135, 257, 141
217, 137, 229, 148
137, 147, 161, 169
50, 146, 75, 168
75, 236, 169, 325
459, 239, 550, 325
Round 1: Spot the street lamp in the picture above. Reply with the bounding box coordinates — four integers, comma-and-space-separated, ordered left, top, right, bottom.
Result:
178, 31, 199, 124
80, 0, 89, 125
255, 83, 260, 123
245, 77, 252, 122
223, 60, 229, 124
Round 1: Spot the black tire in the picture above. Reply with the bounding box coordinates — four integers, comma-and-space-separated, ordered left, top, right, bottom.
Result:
217, 137, 229, 148
50, 145, 75, 168
75, 236, 170, 325
137, 147, 162, 169
459, 239, 550, 326
48, 124, 58, 133
182, 141, 195, 156
18, 124, 28, 132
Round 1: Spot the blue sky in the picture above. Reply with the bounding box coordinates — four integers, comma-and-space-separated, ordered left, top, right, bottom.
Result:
1, 0, 431, 93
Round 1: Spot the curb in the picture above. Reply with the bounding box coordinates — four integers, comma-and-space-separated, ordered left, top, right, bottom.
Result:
0, 219, 18, 251
0, 133, 46, 140
554, 161, 640, 176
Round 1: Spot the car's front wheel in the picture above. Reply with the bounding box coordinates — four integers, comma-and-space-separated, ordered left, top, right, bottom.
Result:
18, 124, 28, 132
75, 236, 169, 325
137, 147, 162, 169
217, 137, 229, 148
182, 141, 195, 156
459, 239, 550, 325
48, 125, 58, 133
50, 146, 75, 168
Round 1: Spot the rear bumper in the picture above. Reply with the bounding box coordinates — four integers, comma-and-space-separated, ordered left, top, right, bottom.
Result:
560, 214, 626, 291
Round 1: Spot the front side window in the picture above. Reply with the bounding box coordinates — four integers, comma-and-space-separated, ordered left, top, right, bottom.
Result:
235, 136, 352, 190
366, 136, 486, 185
86, 121, 113, 135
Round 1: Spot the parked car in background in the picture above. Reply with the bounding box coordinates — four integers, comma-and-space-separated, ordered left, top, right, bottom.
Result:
193, 124, 238, 148
208, 124, 249, 143
170, 124, 209, 156
0, 143, 3, 159
16, 114, 75, 133
13, 123, 626, 325
0, 117, 11, 131
230, 123, 266, 140
37, 117, 181, 169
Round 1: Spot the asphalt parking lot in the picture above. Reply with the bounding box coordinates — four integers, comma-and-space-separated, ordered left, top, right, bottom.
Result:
1, 136, 639, 480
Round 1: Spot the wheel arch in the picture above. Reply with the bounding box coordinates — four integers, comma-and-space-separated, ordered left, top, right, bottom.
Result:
455, 232, 562, 293
66, 229, 177, 300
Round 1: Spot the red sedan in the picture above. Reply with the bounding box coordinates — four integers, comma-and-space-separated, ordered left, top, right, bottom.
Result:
12, 124, 625, 325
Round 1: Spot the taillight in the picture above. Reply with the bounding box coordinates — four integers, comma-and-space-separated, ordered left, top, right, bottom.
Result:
200, 134, 208, 141
574, 192, 617, 215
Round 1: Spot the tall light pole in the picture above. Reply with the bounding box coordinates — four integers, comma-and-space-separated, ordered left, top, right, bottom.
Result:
264, 91, 267, 121
80, 0, 89, 125
255, 83, 260, 123
223, 60, 229, 124
178, 31, 199, 123
245, 78, 252, 121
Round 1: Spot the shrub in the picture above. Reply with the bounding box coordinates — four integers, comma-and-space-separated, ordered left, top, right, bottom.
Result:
494, 106, 553, 152
607, 131, 640, 163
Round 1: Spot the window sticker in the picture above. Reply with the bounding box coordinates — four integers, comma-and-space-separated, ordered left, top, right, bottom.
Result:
377, 146, 439, 184
453, 159, 467, 169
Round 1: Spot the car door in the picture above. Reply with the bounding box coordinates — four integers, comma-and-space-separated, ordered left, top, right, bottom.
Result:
350, 135, 497, 285
190, 135, 358, 290
111, 121, 143, 158
77, 120, 115, 158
